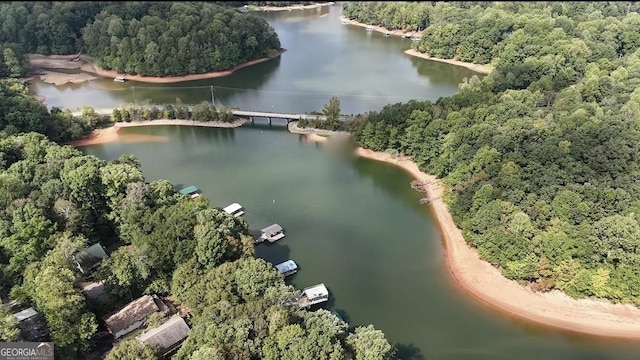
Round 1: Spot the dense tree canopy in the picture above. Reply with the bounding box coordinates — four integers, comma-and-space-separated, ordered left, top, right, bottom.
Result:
350, 1, 640, 306
0, 2, 281, 77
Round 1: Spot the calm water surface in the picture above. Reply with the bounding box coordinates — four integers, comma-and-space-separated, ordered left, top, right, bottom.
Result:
31, 5, 477, 114
82, 125, 640, 360
50, 3, 640, 360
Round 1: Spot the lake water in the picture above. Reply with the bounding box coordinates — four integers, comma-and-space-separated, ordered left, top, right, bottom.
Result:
37, 4, 640, 360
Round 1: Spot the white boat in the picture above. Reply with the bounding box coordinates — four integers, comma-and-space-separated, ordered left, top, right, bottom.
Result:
366, 25, 374, 32
223, 203, 244, 217
299, 283, 329, 307
275, 260, 298, 277
114, 74, 126, 82
259, 224, 285, 243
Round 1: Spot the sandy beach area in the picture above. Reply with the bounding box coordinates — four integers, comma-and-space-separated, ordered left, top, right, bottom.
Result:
29, 49, 286, 85
404, 49, 493, 75
66, 119, 247, 147
339, 16, 419, 39
299, 129, 640, 341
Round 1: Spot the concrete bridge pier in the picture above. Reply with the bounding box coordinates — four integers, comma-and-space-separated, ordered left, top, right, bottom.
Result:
268, 117, 272, 125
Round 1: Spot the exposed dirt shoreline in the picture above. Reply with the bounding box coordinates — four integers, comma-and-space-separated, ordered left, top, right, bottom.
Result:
299, 130, 640, 342
65, 119, 247, 147
28, 49, 286, 85
339, 16, 493, 74
65, 121, 640, 340
250, 2, 335, 12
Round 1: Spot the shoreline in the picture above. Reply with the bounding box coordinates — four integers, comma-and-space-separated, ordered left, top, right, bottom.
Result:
250, 2, 335, 12
29, 49, 286, 85
67, 121, 640, 341
298, 129, 640, 342
65, 119, 247, 147
339, 16, 494, 75
339, 15, 419, 39
404, 49, 493, 75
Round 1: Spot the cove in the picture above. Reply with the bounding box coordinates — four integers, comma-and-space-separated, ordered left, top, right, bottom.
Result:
80, 124, 640, 360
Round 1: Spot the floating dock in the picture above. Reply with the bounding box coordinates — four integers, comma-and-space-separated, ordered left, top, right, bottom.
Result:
298, 283, 329, 307
275, 260, 298, 277
223, 203, 245, 217
179, 186, 200, 198
259, 223, 285, 243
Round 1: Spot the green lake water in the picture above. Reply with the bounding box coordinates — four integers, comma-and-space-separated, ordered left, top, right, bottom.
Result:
81, 124, 640, 360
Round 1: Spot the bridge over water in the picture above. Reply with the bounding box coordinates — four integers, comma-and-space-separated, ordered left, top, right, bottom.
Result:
71, 106, 352, 124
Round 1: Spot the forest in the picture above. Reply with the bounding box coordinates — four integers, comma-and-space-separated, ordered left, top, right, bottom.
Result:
0, 2, 281, 76
349, 1, 640, 305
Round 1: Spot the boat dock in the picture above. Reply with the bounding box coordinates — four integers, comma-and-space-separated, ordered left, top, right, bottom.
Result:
259, 223, 285, 243
298, 283, 329, 307
178, 186, 200, 198
223, 203, 245, 217
275, 260, 298, 277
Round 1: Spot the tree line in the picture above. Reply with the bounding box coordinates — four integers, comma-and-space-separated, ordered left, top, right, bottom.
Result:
349, 2, 640, 305
0, 2, 281, 77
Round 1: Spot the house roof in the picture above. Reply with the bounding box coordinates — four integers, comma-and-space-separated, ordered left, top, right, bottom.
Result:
261, 224, 283, 236
275, 260, 297, 274
74, 243, 108, 272
223, 203, 243, 214
179, 186, 199, 195
82, 281, 106, 301
137, 316, 190, 351
104, 295, 160, 335
13, 308, 49, 342
13, 307, 38, 322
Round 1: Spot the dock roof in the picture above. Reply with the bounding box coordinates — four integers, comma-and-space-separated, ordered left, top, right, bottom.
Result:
223, 203, 243, 214
261, 224, 283, 236
179, 186, 199, 195
137, 315, 190, 353
303, 283, 329, 299
275, 260, 297, 273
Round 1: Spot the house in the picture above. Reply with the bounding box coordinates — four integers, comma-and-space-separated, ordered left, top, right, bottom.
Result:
13, 307, 50, 342
137, 315, 190, 356
104, 295, 168, 339
73, 243, 108, 274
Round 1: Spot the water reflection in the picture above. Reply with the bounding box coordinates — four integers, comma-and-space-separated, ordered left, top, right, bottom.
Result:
408, 55, 484, 85
351, 155, 428, 213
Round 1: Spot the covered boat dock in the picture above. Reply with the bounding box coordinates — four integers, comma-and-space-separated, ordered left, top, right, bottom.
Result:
179, 186, 200, 198
223, 203, 245, 217
275, 260, 298, 277
260, 223, 285, 243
